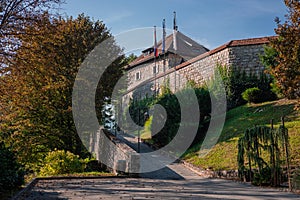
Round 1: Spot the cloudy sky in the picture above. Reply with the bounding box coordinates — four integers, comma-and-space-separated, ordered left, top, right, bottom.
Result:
61, 0, 287, 51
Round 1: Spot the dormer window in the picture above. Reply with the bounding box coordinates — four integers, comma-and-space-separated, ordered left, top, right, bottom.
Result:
142, 48, 153, 56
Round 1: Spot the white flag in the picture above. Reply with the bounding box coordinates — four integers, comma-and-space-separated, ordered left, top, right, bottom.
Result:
173, 30, 177, 51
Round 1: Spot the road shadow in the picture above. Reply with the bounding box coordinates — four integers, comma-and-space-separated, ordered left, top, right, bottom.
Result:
117, 132, 186, 180
140, 166, 185, 180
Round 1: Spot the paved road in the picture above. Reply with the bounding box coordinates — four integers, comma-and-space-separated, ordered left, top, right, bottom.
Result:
20, 177, 300, 200
16, 133, 300, 199
116, 132, 203, 180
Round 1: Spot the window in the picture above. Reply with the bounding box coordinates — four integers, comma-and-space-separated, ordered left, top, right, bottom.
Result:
153, 65, 159, 74
135, 71, 141, 80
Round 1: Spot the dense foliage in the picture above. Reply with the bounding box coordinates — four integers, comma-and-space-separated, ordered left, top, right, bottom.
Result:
39, 150, 83, 176
216, 65, 277, 109
263, 0, 300, 109
129, 83, 211, 148
1, 14, 109, 169
238, 125, 290, 187
0, 9, 128, 179
0, 142, 24, 191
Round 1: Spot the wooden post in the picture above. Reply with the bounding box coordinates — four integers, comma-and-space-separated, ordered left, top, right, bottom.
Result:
282, 116, 292, 191
270, 119, 277, 186
247, 141, 252, 182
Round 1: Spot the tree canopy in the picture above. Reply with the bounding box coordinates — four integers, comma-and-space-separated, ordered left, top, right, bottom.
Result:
266, 0, 300, 108
0, 12, 127, 169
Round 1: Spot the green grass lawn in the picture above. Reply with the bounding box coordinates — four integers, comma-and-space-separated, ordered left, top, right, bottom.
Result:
183, 99, 300, 170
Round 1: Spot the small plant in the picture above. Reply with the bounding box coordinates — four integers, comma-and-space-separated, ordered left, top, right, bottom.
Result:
242, 87, 263, 103
39, 150, 84, 176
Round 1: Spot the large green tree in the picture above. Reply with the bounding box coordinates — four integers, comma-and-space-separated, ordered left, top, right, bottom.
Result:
0, 13, 126, 169
267, 0, 300, 108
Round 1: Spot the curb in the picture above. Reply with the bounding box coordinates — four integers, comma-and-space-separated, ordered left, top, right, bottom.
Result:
180, 160, 214, 178
11, 178, 38, 200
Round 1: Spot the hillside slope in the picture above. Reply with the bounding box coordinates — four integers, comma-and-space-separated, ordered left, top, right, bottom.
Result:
183, 99, 300, 170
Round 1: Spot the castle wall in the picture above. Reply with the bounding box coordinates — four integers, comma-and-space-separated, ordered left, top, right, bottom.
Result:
125, 42, 267, 102
230, 44, 266, 75
126, 53, 183, 96
177, 47, 231, 87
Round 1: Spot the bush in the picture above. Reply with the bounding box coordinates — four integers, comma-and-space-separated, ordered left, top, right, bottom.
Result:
39, 150, 84, 176
0, 142, 24, 191
242, 87, 277, 104
242, 87, 263, 103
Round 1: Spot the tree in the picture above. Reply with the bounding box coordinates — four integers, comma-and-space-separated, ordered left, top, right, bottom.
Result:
267, 0, 300, 108
0, 13, 127, 169
0, 0, 63, 61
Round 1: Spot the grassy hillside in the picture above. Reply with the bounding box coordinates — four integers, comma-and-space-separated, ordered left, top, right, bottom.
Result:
183, 99, 300, 170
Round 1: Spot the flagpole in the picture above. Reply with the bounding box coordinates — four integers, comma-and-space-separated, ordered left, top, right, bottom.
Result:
154, 25, 157, 97
173, 11, 178, 92
162, 19, 166, 83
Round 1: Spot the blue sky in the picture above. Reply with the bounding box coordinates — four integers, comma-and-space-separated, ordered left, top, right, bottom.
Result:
61, 0, 287, 50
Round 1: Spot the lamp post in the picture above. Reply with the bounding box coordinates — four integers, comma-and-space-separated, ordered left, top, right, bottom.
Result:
137, 96, 141, 153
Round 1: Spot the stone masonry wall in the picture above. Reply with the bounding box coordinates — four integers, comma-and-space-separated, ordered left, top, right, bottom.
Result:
90, 129, 139, 174
127, 54, 183, 92
230, 44, 266, 75
176, 47, 231, 87
125, 43, 267, 99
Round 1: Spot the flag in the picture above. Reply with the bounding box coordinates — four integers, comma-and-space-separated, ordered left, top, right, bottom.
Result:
154, 26, 159, 57
162, 19, 166, 54
173, 12, 178, 51
173, 29, 177, 51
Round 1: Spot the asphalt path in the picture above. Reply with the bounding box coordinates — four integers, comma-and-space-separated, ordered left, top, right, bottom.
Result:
20, 177, 300, 200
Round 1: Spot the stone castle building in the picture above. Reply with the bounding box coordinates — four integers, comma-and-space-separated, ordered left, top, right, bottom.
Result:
123, 31, 273, 102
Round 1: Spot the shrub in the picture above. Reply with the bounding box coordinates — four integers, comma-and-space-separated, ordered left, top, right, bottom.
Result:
242, 87, 277, 104
82, 158, 107, 172
0, 142, 24, 191
39, 150, 84, 176
215, 65, 276, 109
242, 87, 263, 103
